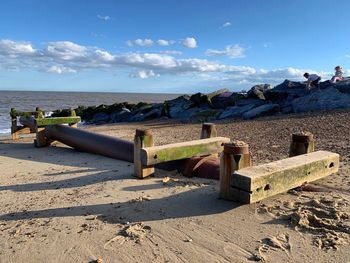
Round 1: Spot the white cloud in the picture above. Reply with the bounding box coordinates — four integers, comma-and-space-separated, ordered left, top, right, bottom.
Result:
47, 65, 76, 74
127, 39, 154, 47
160, 50, 182, 55
97, 15, 110, 21
157, 39, 175, 46
345, 54, 350, 58
130, 70, 158, 79
205, 44, 245, 58
0, 39, 36, 55
46, 41, 87, 60
222, 22, 231, 28
94, 49, 114, 62
182, 37, 197, 48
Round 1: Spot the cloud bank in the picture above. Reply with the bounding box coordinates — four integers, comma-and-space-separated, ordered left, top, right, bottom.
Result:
0, 39, 328, 87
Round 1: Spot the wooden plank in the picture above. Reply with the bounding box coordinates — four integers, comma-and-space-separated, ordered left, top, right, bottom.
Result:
141, 137, 230, 166
34, 117, 81, 126
134, 129, 154, 178
231, 151, 339, 204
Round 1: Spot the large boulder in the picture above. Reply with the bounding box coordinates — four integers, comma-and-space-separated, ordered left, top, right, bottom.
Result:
264, 80, 307, 102
190, 92, 212, 108
247, 84, 272, 100
292, 87, 350, 113
218, 104, 257, 119
130, 108, 162, 122
189, 109, 222, 122
330, 78, 350, 94
166, 95, 194, 118
110, 108, 133, 123
92, 112, 110, 124
211, 91, 246, 109
242, 103, 280, 120
235, 98, 266, 107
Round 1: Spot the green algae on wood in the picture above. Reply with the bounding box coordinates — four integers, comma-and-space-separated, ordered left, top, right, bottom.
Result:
140, 137, 230, 166
231, 151, 339, 204
34, 116, 81, 126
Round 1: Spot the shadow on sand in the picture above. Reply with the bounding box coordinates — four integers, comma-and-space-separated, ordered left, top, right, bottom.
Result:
0, 185, 238, 223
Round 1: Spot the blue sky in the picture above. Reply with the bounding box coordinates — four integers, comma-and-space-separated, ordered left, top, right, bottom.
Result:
1, 0, 350, 93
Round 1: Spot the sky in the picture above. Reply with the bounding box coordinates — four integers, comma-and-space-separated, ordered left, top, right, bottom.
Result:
1, 0, 350, 94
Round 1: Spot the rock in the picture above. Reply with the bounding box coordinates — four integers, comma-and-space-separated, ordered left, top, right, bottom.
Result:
189, 109, 222, 122
176, 107, 201, 122
292, 87, 350, 113
51, 108, 72, 117
211, 92, 233, 109
264, 80, 308, 102
166, 95, 194, 118
242, 103, 280, 120
212, 92, 247, 109
219, 104, 257, 119
110, 108, 133, 123
134, 104, 154, 114
247, 84, 272, 100
92, 112, 110, 124
331, 79, 350, 94
235, 98, 266, 107
130, 108, 162, 122
190, 92, 212, 108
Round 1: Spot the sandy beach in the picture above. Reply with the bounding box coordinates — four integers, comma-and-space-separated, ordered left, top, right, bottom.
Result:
0, 110, 350, 263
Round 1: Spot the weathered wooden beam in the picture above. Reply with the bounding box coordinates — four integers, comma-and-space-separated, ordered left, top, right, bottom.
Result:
134, 129, 155, 178
68, 109, 78, 127
200, 123, 217, 139
34, 127, 49, 148
220, 141, 251, 200
34, 116, 81, 127
289, 132, 315, 157
10, 108, 43, 118
140, 137, 230, 166
231, 151, 339, 204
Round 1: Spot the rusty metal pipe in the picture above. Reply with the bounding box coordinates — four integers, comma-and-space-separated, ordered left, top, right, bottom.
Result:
19, 116, 36, 131
45, 125, 134, 162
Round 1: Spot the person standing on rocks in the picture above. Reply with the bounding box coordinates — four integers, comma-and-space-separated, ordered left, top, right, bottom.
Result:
303, 72, 321, 90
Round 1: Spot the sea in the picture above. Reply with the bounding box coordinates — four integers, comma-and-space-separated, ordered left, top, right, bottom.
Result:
0, 90, 179, 135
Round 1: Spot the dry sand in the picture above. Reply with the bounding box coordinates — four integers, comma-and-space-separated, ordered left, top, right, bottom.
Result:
0, 110, 350, 262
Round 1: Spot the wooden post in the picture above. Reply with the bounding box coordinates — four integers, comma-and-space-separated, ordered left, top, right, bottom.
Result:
35, 107, 45, 119
220, 141, 251, 200
289, 132, 315, 157
10, 108, 18, 140
34, 127, 48, 147
134, 129, 154, 178
69, 108, 78, 128
200, 123, 217, 139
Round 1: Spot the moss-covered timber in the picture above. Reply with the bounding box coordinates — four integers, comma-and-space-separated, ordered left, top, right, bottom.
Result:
231, 151, 339, 204
140, 137, 230, 166
34, 117, 81, 127
10, 108, 44, 119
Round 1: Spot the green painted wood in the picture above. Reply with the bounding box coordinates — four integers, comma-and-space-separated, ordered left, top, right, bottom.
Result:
231, 151, 339, 203
34, 116, 81, 126
140, 137, 230, 166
